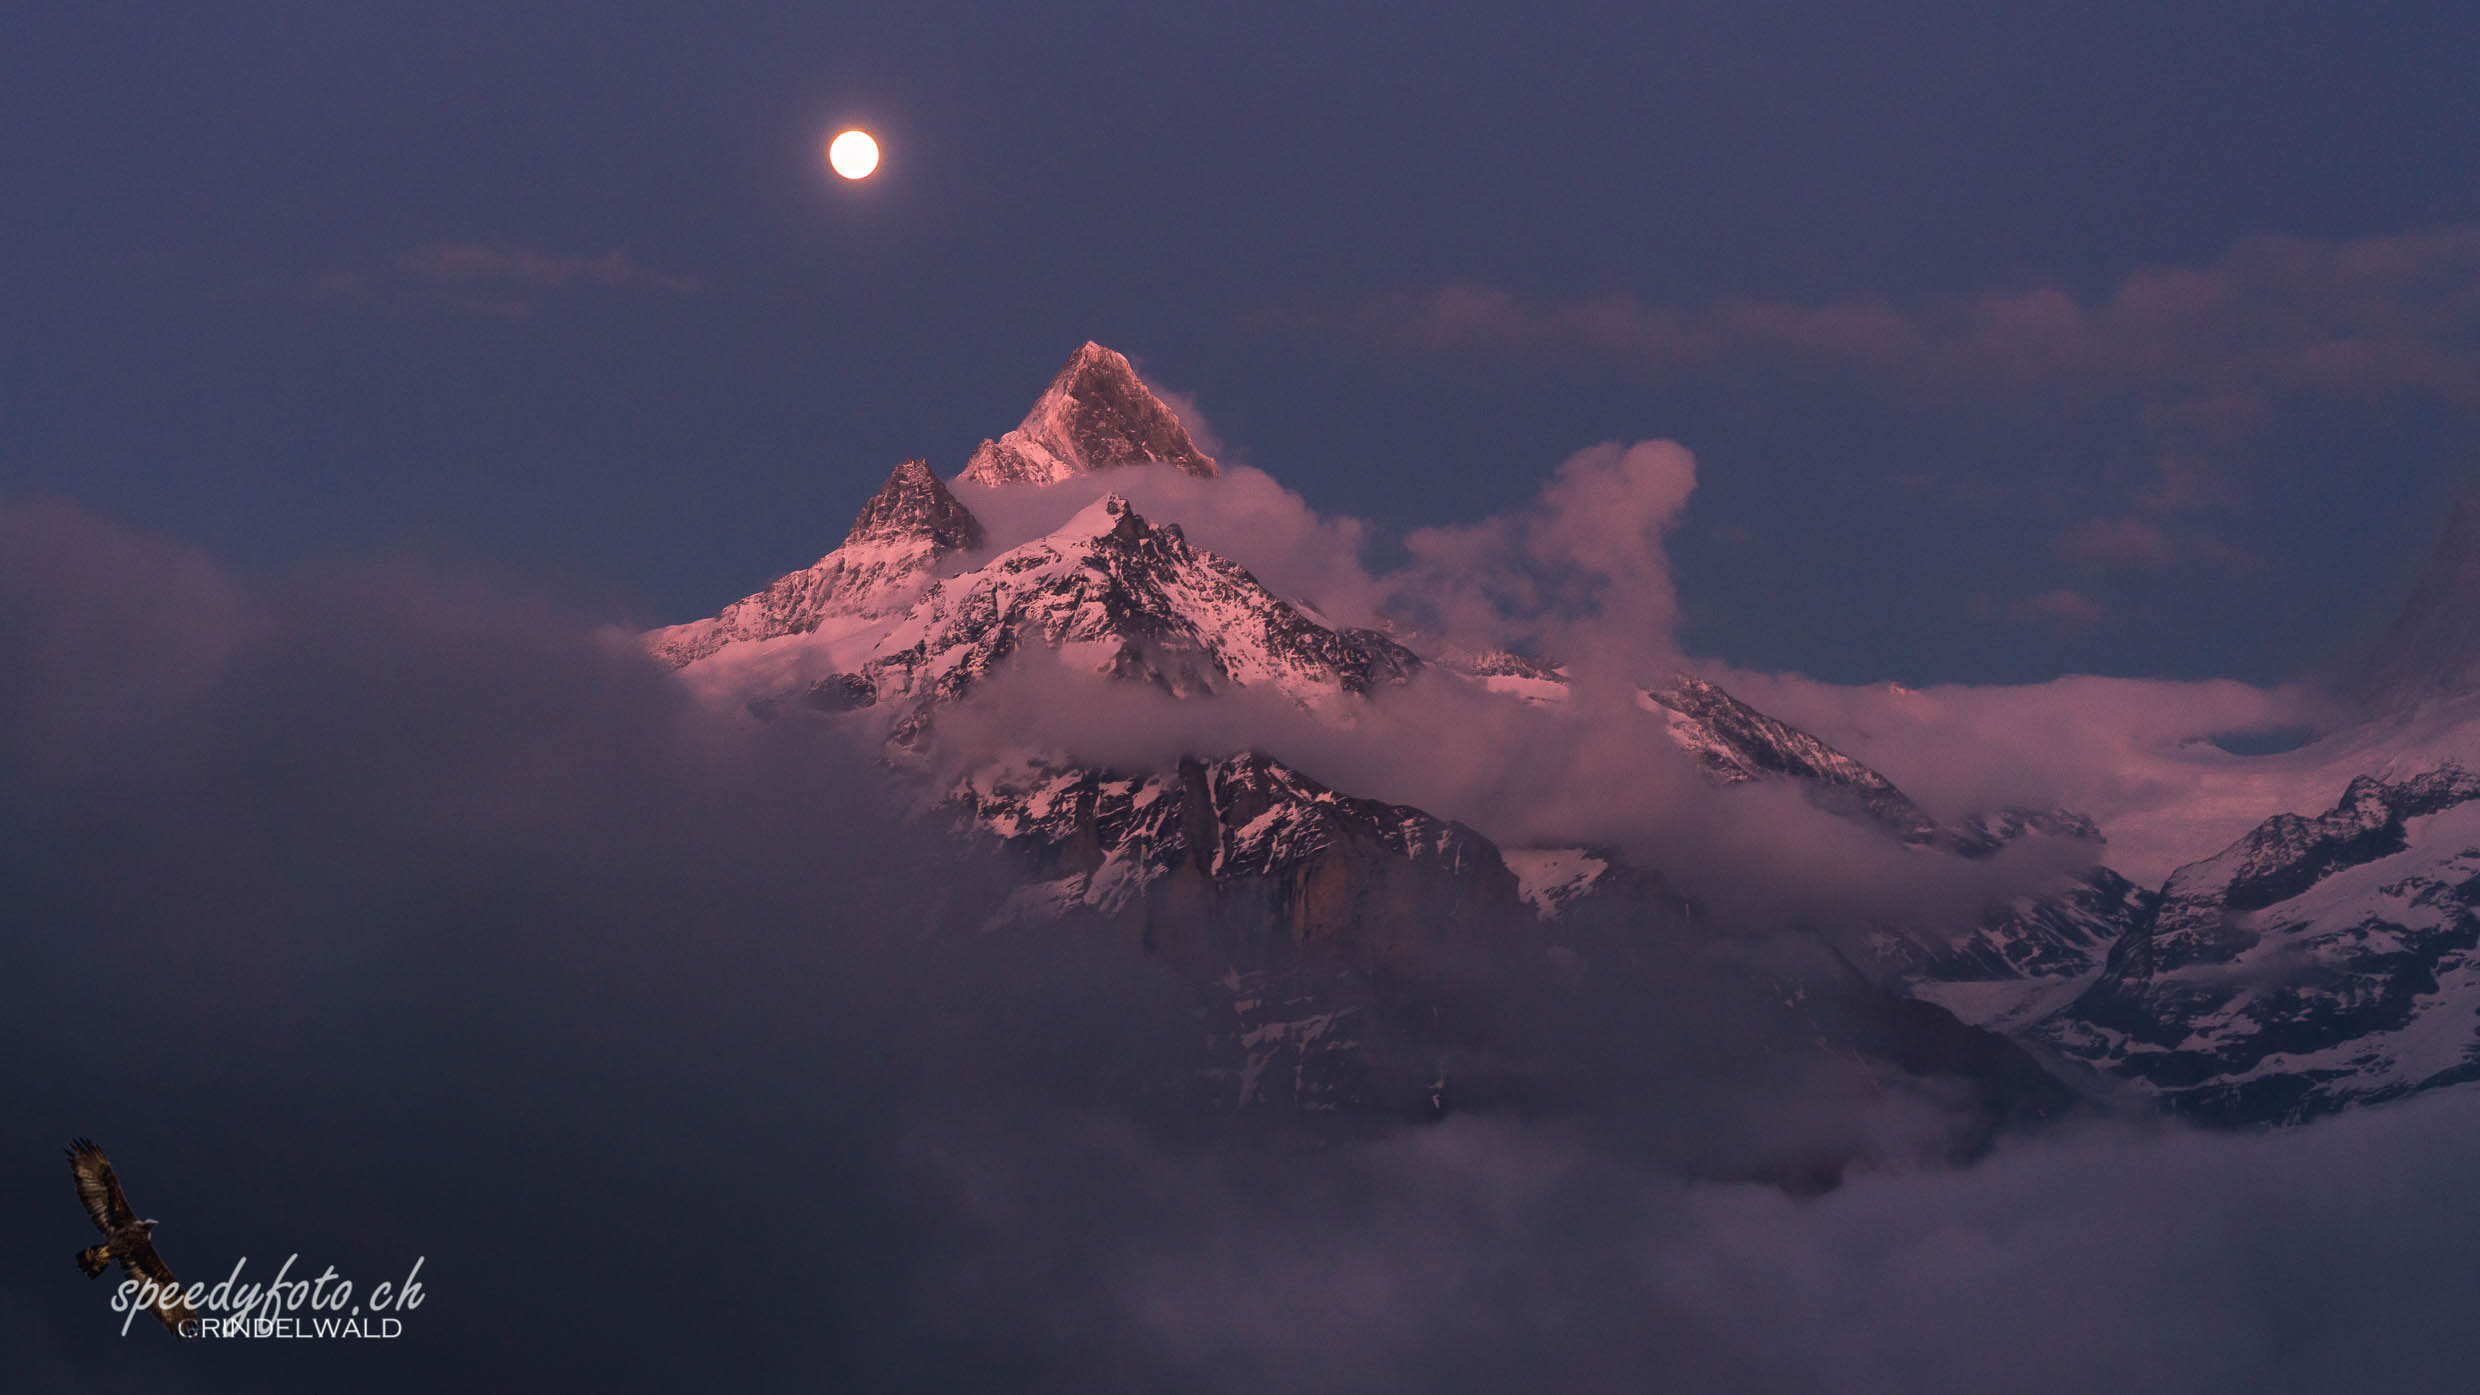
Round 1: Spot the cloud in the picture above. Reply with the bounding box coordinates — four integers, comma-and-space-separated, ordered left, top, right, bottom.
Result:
1704, 667, 2336, 883
2056, 515, 2265, 581
2058, 517, 2176, 571
1147, 382, 1233, 464
1303, 221, 2480, 514
275, 243, 698, 320
0, 498, 1186, 1388
1101, 1094, 2480, 1395
2011, 587, 2106, 629
1390, 440, 1699, 682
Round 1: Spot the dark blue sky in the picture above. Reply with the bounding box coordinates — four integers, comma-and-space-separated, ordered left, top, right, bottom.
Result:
8, 1, 2477, 683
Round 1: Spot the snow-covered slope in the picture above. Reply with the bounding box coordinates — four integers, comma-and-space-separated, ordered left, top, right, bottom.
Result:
646, 459, 983, 669
2041, 767, 2480, 1121
664, 491, 1417, 740
1502, 848, 1611, 920
959, 342, 1219, 486
853, 493, 1417, 741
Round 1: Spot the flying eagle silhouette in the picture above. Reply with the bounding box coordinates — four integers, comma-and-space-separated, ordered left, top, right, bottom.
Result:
66, 1138, 195, 1335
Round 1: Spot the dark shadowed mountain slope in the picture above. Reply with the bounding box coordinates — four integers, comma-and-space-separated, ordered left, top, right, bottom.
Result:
2344, 490, 2480, 715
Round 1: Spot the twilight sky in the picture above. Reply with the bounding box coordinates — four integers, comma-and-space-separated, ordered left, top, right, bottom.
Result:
8, 1, 2479, 683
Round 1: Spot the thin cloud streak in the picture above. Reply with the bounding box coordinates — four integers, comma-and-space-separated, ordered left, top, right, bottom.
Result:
1300, 221, 2480, 519
267, 243, 699, 320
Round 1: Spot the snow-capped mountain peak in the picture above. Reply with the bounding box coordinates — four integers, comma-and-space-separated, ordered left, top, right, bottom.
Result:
958, 342, 1220, 486
646, 458, 984, 668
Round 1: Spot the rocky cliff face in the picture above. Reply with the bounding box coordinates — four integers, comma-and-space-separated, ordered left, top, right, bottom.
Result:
950, 750, 1529, 1115
959, 342, 1220, 486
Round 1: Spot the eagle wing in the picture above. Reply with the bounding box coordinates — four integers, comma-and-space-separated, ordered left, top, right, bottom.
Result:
65, 1138, 136, 1235
118, 1239, 197, 1335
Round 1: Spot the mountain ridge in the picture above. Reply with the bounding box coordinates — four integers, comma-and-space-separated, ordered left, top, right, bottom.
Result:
641, 341, 2480, 1137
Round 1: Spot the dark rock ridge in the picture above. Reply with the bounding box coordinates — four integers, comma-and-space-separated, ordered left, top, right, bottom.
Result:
1647, 674, 1944, 844
959, 342, 1220, 486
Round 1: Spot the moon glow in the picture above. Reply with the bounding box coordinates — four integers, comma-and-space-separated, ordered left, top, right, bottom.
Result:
828, 130, 880, 180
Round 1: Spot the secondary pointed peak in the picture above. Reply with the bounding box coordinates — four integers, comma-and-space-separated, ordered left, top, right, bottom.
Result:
1056, 491, 1158, 543
842, 457, 985, 552
958, 343, 1220, 487
645, 459, 983, 669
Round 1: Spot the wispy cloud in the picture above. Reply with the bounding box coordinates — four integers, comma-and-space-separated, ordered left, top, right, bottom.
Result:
2011, 587, 2106, 629
273, 242, 699, 320
2056, 515, 2261, 577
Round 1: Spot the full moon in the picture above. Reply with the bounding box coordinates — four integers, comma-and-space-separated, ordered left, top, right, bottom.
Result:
827, 129, 880, 180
